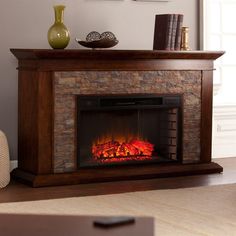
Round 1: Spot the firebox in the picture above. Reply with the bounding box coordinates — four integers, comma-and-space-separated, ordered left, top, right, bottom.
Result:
77, 95, 182, 168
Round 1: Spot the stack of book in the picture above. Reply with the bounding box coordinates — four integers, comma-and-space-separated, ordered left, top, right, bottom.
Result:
153, 14, 184, 51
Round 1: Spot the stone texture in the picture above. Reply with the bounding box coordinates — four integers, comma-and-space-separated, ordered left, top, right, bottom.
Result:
53, 71, 201, 173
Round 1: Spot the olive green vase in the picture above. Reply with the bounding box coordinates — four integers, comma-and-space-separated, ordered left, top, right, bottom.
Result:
48, 5, 70, 49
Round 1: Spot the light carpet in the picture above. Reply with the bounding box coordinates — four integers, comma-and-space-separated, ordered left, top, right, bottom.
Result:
0, 184, 236, 235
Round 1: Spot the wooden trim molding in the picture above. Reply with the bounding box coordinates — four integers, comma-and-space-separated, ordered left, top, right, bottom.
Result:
10, 49, 224, 60
11, 162, 223, 187
201, 70, 213, 163
10, 49, 224, 72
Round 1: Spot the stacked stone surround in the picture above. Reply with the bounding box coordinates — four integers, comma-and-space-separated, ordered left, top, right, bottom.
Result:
53, 71, 201, 173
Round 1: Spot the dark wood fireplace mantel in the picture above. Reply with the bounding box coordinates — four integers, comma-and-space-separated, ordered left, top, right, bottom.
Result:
11, 49, 224, 187
11, 49, 223, 71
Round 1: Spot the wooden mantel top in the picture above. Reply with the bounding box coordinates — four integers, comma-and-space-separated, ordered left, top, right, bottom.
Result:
10, 49, 224, 60
10, 49, 225, 71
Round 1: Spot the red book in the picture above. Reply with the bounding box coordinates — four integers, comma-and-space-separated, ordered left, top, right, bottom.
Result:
153, 14, 174, 50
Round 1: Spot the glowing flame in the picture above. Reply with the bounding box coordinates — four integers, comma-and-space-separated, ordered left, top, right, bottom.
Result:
92, 138, 154, 163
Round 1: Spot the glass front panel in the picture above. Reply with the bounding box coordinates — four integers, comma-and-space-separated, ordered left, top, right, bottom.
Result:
77, 95, 182, 168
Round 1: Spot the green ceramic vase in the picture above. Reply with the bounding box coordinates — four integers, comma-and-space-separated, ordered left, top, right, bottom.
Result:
47, 5, 70, 49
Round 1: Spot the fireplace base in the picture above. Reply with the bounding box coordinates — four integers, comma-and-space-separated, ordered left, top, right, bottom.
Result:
11, 162, 223, 187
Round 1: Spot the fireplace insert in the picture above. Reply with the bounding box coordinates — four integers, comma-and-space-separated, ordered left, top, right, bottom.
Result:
77, 95, 182, 168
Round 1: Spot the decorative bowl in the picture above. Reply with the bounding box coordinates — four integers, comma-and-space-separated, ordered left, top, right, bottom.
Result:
76, 38, 119, 49
75, 31, 119, 49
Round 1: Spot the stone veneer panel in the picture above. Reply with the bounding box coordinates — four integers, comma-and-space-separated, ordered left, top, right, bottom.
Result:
54, 71, 201, 173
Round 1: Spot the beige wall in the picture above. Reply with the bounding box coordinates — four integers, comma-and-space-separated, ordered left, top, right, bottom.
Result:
0, 0, 199, 160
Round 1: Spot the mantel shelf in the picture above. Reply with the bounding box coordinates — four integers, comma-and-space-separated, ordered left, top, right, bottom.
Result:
10, 49, 224, 60
10, 49, 225, 72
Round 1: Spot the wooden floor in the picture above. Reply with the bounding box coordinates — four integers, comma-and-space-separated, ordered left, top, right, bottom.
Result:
0, 158, 236, 203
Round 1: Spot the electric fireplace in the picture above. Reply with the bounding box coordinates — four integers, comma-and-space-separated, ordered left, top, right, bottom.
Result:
77, 95, 182, 168
10, 49, 224, 187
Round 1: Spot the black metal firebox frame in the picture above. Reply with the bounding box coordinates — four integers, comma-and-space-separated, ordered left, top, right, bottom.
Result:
76, 94, 183, 168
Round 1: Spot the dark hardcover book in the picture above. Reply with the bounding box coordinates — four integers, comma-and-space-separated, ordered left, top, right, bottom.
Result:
153, 14, 174, 50
174, 14, 184, 50
170, 14, 178, 50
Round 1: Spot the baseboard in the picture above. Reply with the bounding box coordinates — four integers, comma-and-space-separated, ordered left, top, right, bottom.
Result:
10, 160, 18, 171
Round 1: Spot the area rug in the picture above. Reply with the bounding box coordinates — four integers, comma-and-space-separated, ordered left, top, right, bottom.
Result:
0, 184, 236, 235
